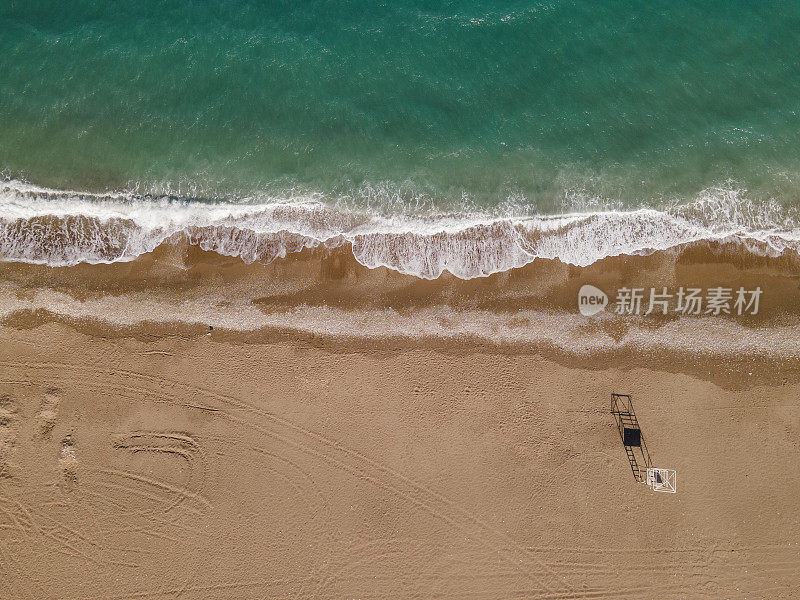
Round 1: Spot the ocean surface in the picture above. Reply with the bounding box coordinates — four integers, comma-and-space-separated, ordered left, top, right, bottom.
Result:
2, 1, 800, 277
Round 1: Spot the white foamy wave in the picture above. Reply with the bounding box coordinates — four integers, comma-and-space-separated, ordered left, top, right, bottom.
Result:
1, 180, 798, 278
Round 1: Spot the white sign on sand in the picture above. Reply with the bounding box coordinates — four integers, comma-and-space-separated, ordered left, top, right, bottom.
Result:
647, 468, 677, 493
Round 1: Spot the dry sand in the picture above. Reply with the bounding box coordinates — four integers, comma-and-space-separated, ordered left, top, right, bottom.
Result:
1, 321, 799, 599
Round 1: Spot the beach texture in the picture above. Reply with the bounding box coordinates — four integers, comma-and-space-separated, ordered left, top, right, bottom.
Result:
1, 324, 800, 599
1, 237, 800, 597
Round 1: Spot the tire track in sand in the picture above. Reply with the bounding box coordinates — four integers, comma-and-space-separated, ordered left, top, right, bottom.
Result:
0, 359, 574, 596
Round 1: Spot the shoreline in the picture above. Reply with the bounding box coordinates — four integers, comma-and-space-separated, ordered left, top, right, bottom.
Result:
1, 235, 798, 390
2, 317, 799, 392
3, 178, 800, 277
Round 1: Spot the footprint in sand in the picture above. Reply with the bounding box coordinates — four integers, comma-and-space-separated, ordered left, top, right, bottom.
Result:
0, 394, 19, 479
59, 433, 78, 488
36, 388, 61, 439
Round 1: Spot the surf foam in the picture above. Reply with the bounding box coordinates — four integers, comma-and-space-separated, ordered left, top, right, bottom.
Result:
1, 179, 798, 279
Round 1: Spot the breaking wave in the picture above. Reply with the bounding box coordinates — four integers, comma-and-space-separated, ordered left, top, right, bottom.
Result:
1, 179, 799, 279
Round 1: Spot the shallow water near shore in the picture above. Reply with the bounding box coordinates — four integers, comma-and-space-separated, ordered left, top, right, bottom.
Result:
3, 2, 800, 232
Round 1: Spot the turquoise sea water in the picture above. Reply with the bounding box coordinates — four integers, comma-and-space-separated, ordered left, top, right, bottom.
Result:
3, 0, 800, 207
1, 1, 800, 275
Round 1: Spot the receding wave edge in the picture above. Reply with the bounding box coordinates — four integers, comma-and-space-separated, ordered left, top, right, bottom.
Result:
1, 179, 799, 279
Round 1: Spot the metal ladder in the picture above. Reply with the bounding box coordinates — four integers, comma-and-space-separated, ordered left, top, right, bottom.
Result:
611, 394, 651, 482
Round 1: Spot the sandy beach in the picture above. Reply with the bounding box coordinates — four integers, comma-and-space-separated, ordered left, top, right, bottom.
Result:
1, 240, 799, 599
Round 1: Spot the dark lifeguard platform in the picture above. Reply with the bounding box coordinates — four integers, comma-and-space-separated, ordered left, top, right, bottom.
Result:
611, 394, 652, 482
